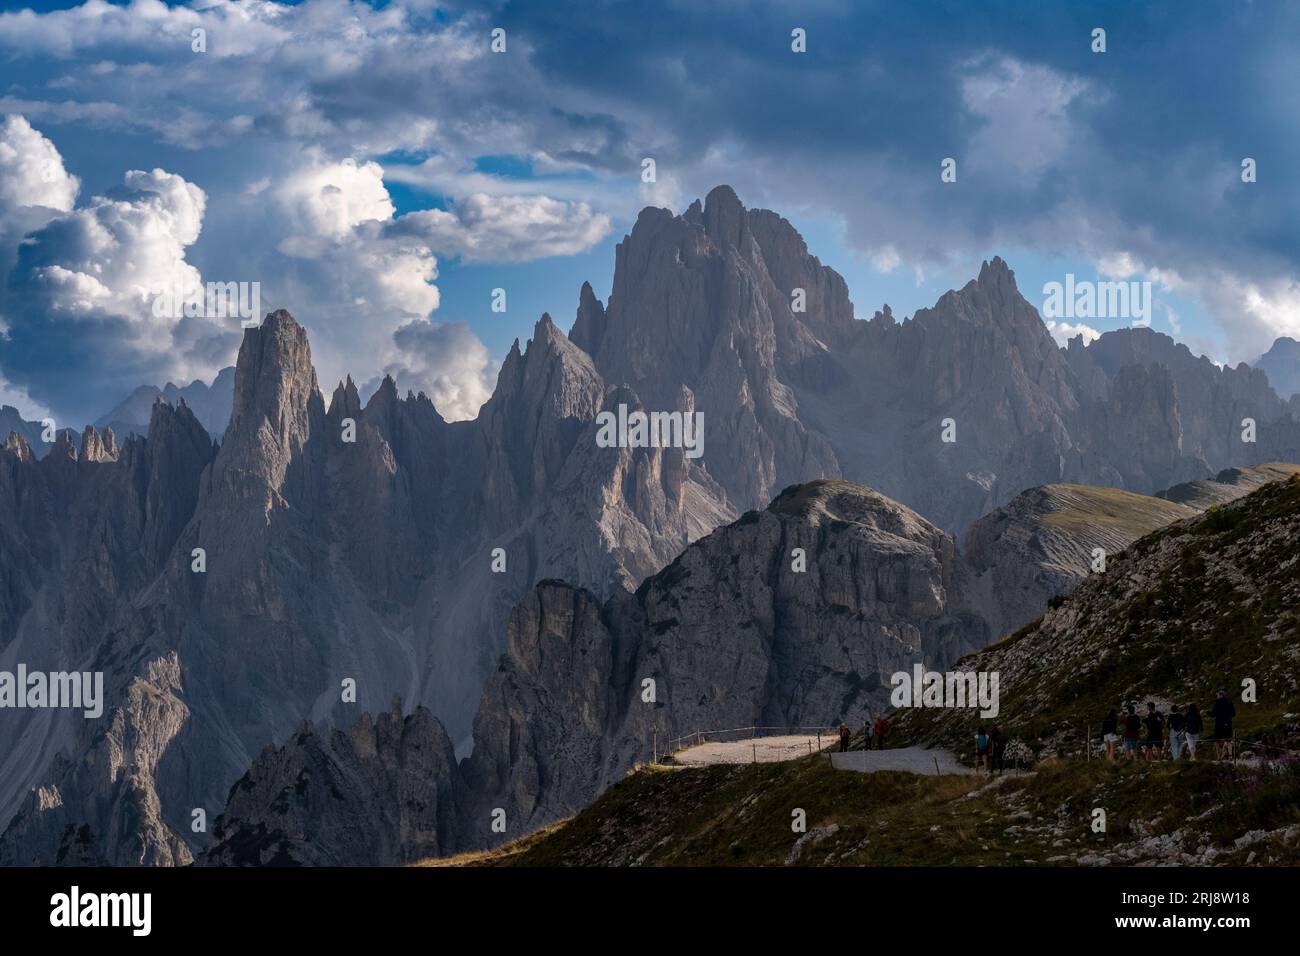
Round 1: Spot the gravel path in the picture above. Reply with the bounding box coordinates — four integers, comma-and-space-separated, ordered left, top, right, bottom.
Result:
670, 734, 834, 765
830, 746, 971, 775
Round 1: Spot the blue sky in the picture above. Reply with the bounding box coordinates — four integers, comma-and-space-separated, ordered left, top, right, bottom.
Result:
0, 0, 1296, 424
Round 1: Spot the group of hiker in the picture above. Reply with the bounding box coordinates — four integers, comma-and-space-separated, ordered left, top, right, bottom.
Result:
1100, 690, 1237, 761
837, 716, 893, 752
832, 687, 1241, 770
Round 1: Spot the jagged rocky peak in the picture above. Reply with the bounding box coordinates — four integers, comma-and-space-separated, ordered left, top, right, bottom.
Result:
77, 425, 115, 463
328, 374, 362, 423
4, 430, 34, 462
477, 315, 605, 503
917, 255, 1048, 340
227, 309, 322, 437
568, 280, 608, 356
209, 309, 326, 508
203, 700, 462, 866
1254, 335, 1300, 399
701, 183, 747, 247
589, 185, 843, 509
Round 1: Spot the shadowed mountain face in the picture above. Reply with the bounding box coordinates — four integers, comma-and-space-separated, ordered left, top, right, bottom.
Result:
1253, 336, 1300, 401
3, 186, 1300, 866
95, 369, 236, 443
0, 309, 729, 865
573, 186, 1300, 532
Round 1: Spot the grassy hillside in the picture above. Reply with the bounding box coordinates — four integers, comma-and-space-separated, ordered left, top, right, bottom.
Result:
896, 474, 1300, 760
1034, 483, 1194, 536
422, 750, 1300, 867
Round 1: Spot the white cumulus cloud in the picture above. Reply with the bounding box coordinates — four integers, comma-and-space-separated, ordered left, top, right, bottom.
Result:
390, 193, 610, 263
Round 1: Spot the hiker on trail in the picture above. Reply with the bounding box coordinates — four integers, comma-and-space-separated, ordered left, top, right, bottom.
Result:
1101, 708, 1119, 761
1210, 689, 1236, 759
874, 716, 890, 750
1143, 702, 1164, 760
839, 722, 850, 753
1184, 703, 1203, 760
1167, 704, 1186, 760
975, 725, 991, 773
1122, 705, 1142, 758
990, 725, 1006, 775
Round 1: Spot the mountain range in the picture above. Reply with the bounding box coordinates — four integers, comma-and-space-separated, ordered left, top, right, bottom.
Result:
2, 185, 1299, 865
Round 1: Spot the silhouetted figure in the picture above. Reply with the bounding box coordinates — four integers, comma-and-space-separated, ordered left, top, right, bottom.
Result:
839, 722, 850, 753
1167, 705, 1186, 760
1143, 702, 1164, 761
990, 725, 1006, 774
1210, 689, 1236, 759
1122, 705, 1142, 758
1184, 704, 1203, 761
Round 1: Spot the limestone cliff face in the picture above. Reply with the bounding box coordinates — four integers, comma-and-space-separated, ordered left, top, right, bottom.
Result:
583, 186, 842, 510
0, 398, 215, 866
461, 480, 984, 844
202, 702, 460, 866
0, 308, 731, 865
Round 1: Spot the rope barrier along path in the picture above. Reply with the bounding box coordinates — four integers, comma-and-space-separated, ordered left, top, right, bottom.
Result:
659, 725, 840, 755
661, 727, 842, 765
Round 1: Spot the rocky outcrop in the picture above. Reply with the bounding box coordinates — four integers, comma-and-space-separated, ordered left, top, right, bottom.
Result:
202, 701, 461, 866
461, 480, 986, 844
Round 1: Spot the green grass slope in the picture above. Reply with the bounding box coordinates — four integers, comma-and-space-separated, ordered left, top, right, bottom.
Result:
894, 474, 1300, 759
424, 751, 1300, 867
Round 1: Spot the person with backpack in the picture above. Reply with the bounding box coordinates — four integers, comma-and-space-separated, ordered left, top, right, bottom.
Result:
839, 722, 850, 753
975, 725, 991, 773
1101, 708, 1119, 761
874, 716, 890, 750
1143, 702, 1165, 760
1184, 703, 1203, 761
1122, 705, 1142, 758
1210, 689, 1236, 759
1167, 704, 1186, 760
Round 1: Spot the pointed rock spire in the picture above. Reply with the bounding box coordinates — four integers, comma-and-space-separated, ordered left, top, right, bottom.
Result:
3, 430, 32, 462
568, 281, 607, 357
702, 184, 746, 248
